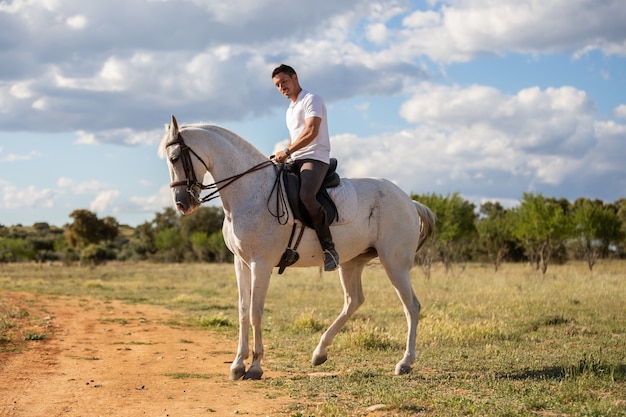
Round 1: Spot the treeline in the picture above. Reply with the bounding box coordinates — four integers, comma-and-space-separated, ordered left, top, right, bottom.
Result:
0, 206, 230, 266
1, 192, 625, 273
412, 192, 625, 275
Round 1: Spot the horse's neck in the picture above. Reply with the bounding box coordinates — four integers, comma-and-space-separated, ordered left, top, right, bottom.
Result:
190, 126, 275, 216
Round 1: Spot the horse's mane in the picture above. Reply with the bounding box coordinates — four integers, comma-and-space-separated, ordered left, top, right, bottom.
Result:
158, 123, 266, 161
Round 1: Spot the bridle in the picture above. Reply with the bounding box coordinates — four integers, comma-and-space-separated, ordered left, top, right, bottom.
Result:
166, 133, 275, 205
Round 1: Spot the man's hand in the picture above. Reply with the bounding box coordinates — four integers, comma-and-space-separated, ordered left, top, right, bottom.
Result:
275, 149, 289, 163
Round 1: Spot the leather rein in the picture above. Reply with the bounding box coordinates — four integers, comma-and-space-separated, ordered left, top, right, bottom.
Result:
166, 133, 275, 205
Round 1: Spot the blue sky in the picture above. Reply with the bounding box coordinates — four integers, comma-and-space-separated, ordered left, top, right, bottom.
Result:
1, 0, 625, 227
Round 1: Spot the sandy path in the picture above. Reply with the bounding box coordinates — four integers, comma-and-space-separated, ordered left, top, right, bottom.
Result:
0, 293, 291, 417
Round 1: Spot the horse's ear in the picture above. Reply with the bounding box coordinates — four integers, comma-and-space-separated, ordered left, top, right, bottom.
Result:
169, 115, 179, 138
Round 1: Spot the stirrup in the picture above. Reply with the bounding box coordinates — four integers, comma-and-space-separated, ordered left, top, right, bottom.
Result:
323, 249, 339, 271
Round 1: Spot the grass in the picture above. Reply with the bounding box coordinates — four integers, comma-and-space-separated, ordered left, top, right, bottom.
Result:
1, 260, 626, 416
0, 294, 50, 350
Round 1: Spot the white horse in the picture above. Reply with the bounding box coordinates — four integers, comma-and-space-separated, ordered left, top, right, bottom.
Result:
160, 115, 435, 380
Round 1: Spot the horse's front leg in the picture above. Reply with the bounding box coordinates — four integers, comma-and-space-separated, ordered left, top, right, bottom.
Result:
230, 256, 251, 380
242, 261, 273, 380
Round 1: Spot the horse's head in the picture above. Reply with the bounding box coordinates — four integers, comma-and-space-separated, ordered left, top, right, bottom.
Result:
160, 115, 207, 216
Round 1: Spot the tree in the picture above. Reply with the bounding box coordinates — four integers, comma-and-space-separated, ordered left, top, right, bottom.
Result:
29, 238, 55, 263
80, 243, 116, 266
208, 230, 230, 263
66, 210, 101, 249
153, 207, 180, 231
128, 221, 158, 259
66, 210, 119, 250
26, 222, 65, 263
476, 202, 514, 272
154, 227, 186, 262
0, 238, 32, 262
412, 192, 476, 273
101, 216, 120, 241
191, 232, 212, 261
511, 193, 572, 274
615, 198, 626, 257
571, 198, 624, 270
179, 206, 224, 240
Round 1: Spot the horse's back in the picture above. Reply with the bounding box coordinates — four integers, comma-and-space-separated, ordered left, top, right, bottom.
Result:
345, 177, 420, 219
337, 177, 422, 246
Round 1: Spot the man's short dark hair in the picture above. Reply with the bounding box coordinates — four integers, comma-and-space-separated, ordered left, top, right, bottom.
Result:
272, 64, 297, 78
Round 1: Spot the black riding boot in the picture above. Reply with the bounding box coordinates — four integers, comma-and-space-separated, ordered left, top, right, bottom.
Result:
311, 207, 339, 271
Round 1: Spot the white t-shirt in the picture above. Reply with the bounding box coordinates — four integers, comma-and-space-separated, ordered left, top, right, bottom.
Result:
286, 89, 330, 164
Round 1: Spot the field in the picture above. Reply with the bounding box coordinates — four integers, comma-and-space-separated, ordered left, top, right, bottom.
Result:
1, 261, 625, 416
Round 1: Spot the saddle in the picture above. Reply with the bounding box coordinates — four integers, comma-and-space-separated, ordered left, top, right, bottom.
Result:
282, 158, 341, 228
276, 158, 341, 274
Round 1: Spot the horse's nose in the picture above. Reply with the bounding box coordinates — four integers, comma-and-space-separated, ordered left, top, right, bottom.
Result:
176, 201, 187, 214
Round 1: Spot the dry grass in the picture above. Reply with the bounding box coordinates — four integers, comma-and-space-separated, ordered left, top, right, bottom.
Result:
1, 260, 625, 416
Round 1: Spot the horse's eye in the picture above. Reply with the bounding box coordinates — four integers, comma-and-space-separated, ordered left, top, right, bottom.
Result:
170, 155, 179, 164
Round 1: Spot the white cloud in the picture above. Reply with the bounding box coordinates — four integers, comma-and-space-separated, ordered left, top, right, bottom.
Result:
32, 98, 48, 111
65, 14, 86, 30
400, 83, 596, 156
53, 56, 132, 92
10, 81, 34, 99
0, 149, 42, 162
332, 81, 626, 203
74, 131, 97, 145
1, 184, 56, 210
403, 10, 441, 28
57, 177, 73, 187
90, 189, 120, 213
366, 23, 388, 45
614, 104, 626, 119
1, 0, 621, 144
127, 184, 173, 213
75, 128, 162, 146
392, 0, 626, 63
57, 178, 111, 195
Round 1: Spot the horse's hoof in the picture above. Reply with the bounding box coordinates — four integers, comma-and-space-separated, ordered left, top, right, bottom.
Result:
243, 368, 263, 380
229, 365, 246, 380
394, 364, 412, 375
312, 353, 328, 367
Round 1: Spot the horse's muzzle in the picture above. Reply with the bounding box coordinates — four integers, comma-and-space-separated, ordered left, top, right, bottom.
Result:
173, 188, 198, 216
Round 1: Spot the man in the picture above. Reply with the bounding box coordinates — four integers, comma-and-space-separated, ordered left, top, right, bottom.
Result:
271, 64, 339, 271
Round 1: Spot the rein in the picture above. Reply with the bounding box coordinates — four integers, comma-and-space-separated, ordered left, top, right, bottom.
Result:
167, 133, 275, 205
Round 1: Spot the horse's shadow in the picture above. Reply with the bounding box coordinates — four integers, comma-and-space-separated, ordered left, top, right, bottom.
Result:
497, 362, 626, 381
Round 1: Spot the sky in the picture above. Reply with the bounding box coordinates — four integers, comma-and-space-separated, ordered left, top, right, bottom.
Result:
1, 0, 625, 227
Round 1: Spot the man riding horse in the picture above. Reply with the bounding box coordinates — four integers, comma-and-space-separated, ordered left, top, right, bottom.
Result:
271, 64, 340, 271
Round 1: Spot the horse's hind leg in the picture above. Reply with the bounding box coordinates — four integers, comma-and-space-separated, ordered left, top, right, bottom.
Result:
312, 258, 366, 367
380, 252, 421, 375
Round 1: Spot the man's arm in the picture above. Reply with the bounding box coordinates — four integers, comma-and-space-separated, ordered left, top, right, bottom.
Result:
275, 116, 321, 162
290, 116, 321, 152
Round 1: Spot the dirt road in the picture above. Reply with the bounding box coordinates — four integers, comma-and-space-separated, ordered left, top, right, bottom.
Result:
0, 293, 291, 417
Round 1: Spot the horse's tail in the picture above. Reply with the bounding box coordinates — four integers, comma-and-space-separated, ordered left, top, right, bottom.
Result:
413, 200, 436, 253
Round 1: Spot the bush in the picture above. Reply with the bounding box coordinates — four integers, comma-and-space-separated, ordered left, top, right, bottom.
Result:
80, 243, 116, 266
0, 238, 33, 262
